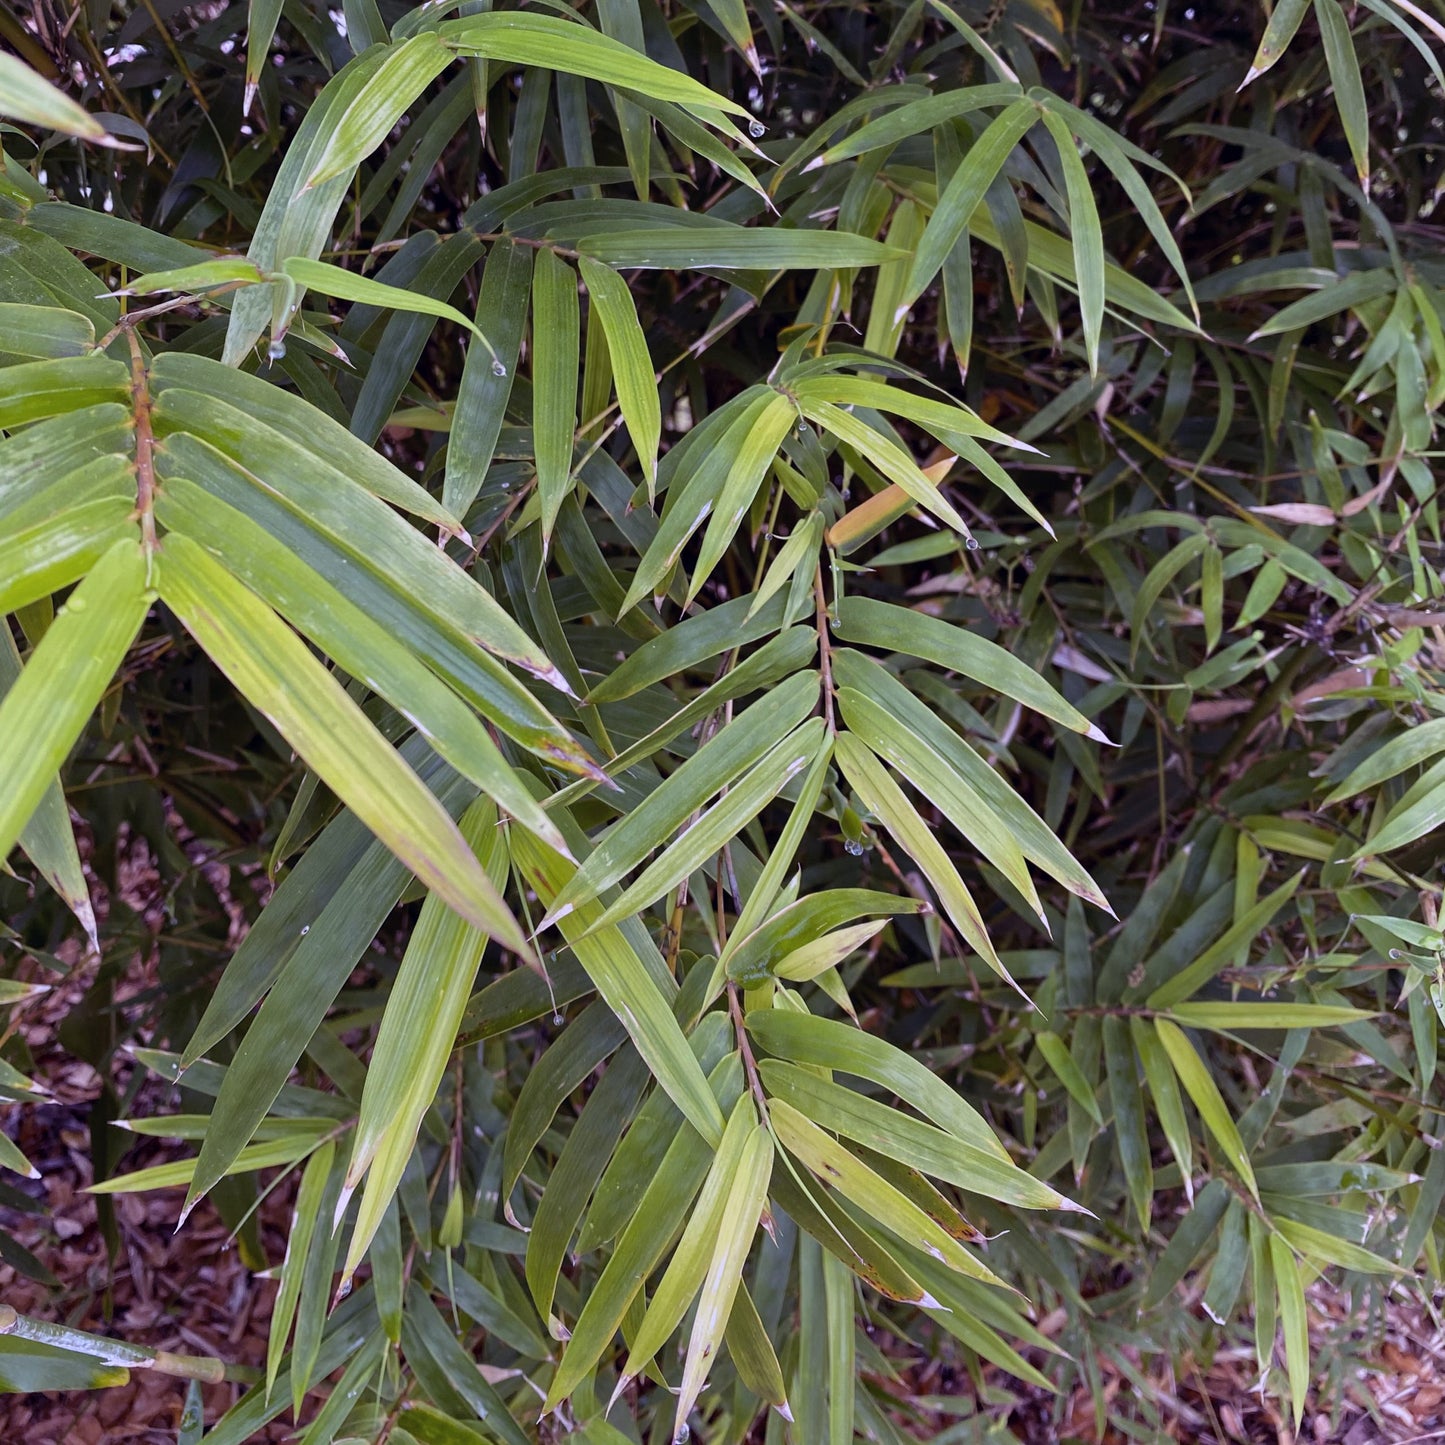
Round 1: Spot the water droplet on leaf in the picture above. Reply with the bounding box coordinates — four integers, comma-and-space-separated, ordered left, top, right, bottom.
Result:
748, 119, 766, 138
844, 838, 865, 856
552, 1012, 565, 1027
965, 536, 981, 551
491, 358, 507, 377
299, 924, 310, 937
267, 338, 286, 360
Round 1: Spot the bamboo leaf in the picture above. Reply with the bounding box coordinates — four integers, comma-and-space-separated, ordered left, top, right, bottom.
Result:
1153, 1018, 1258, 1200
0, 540, 149, 866
577, 255, 661, 492
158, 534, 528, 952
532, 245, 581, 541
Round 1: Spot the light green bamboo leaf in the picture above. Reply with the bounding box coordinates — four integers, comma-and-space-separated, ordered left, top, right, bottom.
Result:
674, 1123, 773, 1440
901, 99, 1038, 312
1131, 1016, 1193, 1190
123, 256, 264, 296
265, 1138, 334, 1401
612, 389, 769, 614
542, 1053, 742, 1410
837, 686, 1043, 926
0, 1131, 38, 1179
155, 480, 566, 855
1166, 1002, 1376, 1032
0, 494, 144, 619
1325, 716, 1445, 801
0, 539, 148, 866
1314, 0, 1371, 189
0, 304, 94, 359
149, 354, 465, 531
279, 257, 494, 356
1247, 270, 1395, 339
512, 829, 725, 1147
301, 32, 453, 188
439, 12, 749, 118
616, 1097, 754, 1387
0, 356, 129, 429
581, 719, 826, 936
746, 1007, 1007, 1159
154, 427, 576, 709
0, 52, 117, 144
724, 1284, 790, 1417
342, 801, 507, 1285
774, 919, 889, 981
761, 1061, 1071, 1211
832, 650, 1107, 909
1245, 0, 1311, 80
832, 728, 1011, 976
577, 254, 661, 491
770, 1099, 1006, 1289
1033, 1031, 1099, 1125
799, 397, 971, 536
1272, 1217, 1399, 1274
836, 597, 1110, 742
577, 228, 905, 271
158, 534, 527, 952
723, 885, 923, 985
88, 1129, 330, 1194
1153, 1018, 1258, 1199
688, 391, 799, 604
1355, 769, 1445, 857
1147, 871, 1303, 1009
747, 514, 824, 621
532, 246, 581, 541
2, 628, 97, 950
1269, 1232, 1308, 1429
545, 670, 819, 923
1039, 110, 1104, 374
807, 85, 1027, 166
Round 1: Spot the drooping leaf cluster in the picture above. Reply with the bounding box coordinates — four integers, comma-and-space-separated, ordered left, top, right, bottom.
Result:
0, 0, 1443, 1439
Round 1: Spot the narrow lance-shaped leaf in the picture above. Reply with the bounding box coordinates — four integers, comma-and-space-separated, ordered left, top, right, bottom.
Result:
0, 540, 150, 866
342, 799, 508, 1285
769, 1098, 1009, 1290
0, 52, 120, 145
532, 246, 581, 542
900, 99, 1038, 315
674, 1123, 774, 1442
301, 32, 454, 189
437, 12, 751, 119
1153, 1018, 1258, 1199
833, 732, 1010, 984
265, 1138, 334, 1403
577, 254, 661, 494
614, 1098, 755, 1392
157, 534, 529, 954
836, 596, 1112, 742
1040, 110, 1104, 375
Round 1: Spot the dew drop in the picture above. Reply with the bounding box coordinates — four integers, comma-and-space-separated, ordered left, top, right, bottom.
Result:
844, 838, 865, 857
299, 924, 310, 937
334, 1278, 352, 1301
491, 358, 508, 377
748, 119, 766, 138
552, 1012, 565, 1027
1389, 948, 1403, 959
267, 337, 287, 360
964, 536, 981, 551
675, 1427, 691, 1444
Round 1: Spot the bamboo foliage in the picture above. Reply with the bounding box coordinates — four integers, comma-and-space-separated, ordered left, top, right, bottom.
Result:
0, 0, 1443, 1438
